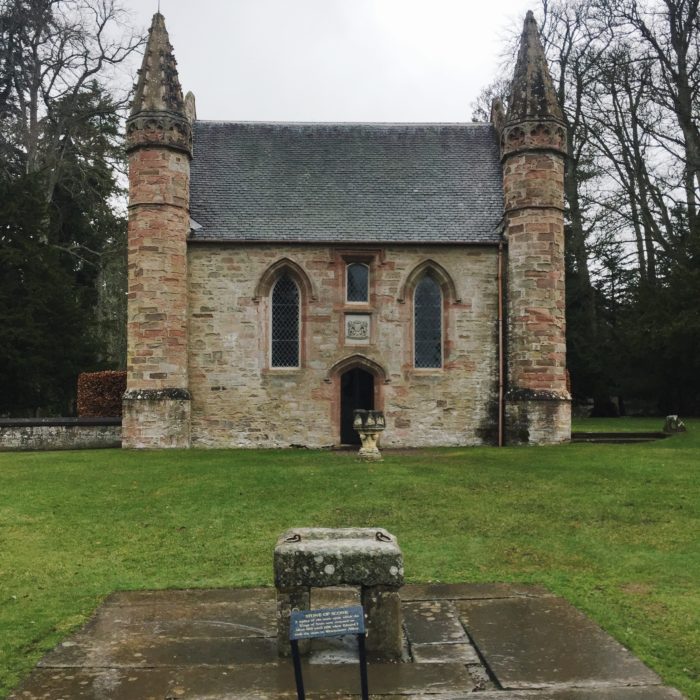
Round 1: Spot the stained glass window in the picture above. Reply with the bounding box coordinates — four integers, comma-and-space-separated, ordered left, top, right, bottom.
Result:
414, 276, 442, 368
346, 263, 369, 303
271, 275, 300, 367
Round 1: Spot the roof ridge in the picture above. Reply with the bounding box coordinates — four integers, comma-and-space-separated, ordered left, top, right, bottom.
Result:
194, 120, 492, 128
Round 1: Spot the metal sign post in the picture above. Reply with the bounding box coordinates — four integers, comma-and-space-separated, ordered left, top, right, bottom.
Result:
289, 639, 306, 699
357, 629, 369, 698
289, 605, 369, 700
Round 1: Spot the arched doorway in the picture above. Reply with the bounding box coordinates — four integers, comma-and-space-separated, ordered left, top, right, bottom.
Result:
340, 368, 374, 444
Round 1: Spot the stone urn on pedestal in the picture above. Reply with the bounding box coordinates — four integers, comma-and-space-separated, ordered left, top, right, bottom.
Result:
353, 409, 385, 461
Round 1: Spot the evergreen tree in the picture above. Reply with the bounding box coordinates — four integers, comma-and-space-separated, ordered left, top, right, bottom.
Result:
0, 174, 96, 413
0, 0, 139, 414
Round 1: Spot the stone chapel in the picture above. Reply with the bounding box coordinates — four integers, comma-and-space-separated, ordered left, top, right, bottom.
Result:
122, 11, 571, 449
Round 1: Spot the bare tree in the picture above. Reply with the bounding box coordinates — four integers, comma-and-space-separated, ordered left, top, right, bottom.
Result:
610, 0, 700, 260
0, 0, 142, 198
470, 78, 511, 122
540, 0, 611, 321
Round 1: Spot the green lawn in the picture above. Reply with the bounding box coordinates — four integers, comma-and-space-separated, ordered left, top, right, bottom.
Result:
572, 416, 674, 432
0, 420, 698, 698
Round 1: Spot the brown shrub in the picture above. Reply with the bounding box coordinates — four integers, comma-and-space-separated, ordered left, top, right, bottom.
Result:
77, 371, 126, 417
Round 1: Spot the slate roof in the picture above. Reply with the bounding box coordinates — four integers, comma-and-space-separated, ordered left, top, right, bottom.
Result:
189, 121, 504, 245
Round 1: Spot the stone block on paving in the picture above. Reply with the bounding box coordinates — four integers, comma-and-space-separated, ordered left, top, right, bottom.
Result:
274, 528, 404, 659
273, 528, 404, 589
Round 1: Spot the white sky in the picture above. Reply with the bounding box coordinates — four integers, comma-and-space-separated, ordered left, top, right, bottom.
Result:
118, 0, 534, 122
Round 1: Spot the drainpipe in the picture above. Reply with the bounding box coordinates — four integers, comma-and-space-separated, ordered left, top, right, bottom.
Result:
497, 241, 505, 447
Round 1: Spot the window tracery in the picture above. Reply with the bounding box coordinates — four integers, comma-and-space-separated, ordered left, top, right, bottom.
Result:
271, 275, 300, 367
346, 263, 369, 303
414, 275, 442, 368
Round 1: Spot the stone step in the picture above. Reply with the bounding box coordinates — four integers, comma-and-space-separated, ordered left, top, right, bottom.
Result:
572, 432, 667, 444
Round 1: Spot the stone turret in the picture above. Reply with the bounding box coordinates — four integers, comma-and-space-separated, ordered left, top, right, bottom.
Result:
502, 11, 571, 444
122, 13, 192, 448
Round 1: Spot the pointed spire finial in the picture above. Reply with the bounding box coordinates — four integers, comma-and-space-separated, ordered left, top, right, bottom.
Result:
130, 12, 185, 117
506, 10, 564, 125
126, 12, 191, 156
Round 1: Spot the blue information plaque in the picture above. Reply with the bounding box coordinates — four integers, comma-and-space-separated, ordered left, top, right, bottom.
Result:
288, 604, 369, 700
290, 605, 365, 640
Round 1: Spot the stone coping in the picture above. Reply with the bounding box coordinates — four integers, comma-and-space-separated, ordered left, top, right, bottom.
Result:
0, 417, 122, 428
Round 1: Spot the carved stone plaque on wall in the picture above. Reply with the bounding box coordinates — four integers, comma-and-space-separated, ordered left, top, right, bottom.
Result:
345, 314, 370, 345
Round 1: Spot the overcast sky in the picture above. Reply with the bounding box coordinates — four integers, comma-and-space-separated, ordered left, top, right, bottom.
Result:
118, 0, 534, 123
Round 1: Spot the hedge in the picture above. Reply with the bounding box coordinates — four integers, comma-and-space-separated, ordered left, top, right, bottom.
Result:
77, 371, 126, 418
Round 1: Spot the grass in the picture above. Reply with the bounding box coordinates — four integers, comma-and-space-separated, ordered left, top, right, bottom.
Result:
572, 416, 673, 432
0, 419, 698, 698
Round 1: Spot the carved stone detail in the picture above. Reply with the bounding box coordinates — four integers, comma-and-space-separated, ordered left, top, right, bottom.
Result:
126, 111, 192, 155
347, 318, 369, 339
345, 314, 371, 345
354, 409, 386, 461
501, 120, 567, 159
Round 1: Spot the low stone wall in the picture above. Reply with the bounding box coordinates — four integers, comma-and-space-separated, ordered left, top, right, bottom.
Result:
0, 418, 121, 451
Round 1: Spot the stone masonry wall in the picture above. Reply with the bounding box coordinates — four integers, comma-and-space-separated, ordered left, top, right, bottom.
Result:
187, 244, 499, 448
122, 396, 190, 449
0, 419, 121, 451
126, 147, 190, 391
503, 150, 568, 397
501, 127, 571, 444
505, 206, 567, 394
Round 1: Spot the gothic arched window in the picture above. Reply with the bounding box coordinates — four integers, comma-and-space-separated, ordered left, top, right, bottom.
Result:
271, 275, 300, 367
414, 275, 442, 368
346, 263, 369, 303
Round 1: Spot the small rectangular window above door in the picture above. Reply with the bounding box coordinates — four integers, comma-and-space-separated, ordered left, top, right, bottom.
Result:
346, 262, 369, 303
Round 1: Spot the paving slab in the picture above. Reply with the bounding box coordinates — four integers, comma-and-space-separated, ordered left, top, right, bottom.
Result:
375, 692, 686, 700
411, 642, 480, 664
105, 586, 276, 607
403, 600, 469, 644
401, 583, 553, 601
38, 635, 279, 668
473, 688, 685, 699
10, 663, 474, 699
456, 596, 663, 690
10, 584, 684, 699
76, 599, 276, 640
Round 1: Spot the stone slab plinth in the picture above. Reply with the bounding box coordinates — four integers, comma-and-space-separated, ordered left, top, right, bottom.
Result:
9, 584, 684, 700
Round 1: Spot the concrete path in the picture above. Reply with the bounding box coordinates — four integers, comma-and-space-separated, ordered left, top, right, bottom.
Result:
10, 584, 684, 699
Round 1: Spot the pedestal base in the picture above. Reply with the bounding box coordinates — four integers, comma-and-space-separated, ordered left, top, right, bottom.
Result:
358, 446, 383, 462
274, 528, 404, 659
122, 389, 191, 448
506, 390, 571, 445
